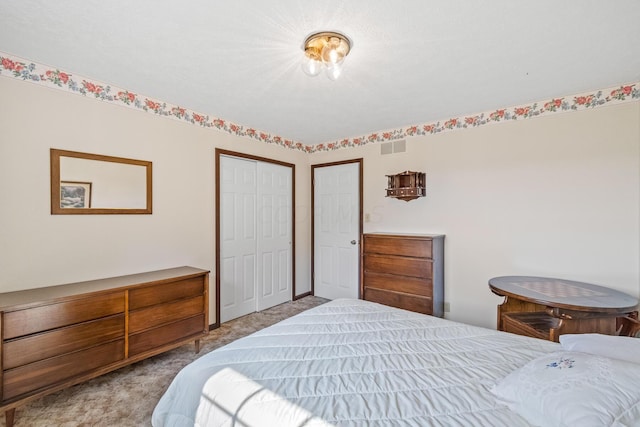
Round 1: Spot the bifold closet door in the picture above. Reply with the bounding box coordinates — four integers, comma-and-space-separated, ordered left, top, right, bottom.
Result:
220, 156, 292, 323
256, 162, 292, 311
220, 155, 258, 322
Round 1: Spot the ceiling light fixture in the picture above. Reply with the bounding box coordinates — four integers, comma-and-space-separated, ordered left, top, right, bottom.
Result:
301, 31, 351, 81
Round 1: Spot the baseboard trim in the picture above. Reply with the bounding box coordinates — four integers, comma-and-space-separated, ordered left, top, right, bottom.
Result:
208, 322, 220, 331
293, 291, 311, 301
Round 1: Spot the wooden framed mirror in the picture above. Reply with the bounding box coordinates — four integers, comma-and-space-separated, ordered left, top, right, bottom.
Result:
50, 148, 152, 214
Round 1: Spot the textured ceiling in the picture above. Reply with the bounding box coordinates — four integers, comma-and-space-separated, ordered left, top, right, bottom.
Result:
1, 0, 639, 145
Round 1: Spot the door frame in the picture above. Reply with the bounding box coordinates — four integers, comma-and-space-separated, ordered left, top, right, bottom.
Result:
310, 158, 363, 297
214, 148, 296, 327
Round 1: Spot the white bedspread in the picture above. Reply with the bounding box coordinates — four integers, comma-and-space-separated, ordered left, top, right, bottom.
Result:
152, 299, 559, 426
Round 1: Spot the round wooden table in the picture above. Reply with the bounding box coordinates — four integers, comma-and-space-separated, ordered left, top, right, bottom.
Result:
489, 276, 638, 341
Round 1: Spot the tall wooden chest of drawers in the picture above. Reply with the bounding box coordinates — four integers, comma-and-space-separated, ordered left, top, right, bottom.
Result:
362, 233, 444, 317
0, 266, 209, 427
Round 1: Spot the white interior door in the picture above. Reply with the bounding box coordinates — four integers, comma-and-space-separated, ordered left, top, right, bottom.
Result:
256, 162, 292, 311
220, 155, 293, 322
314, 162, 361, 300
220, 155, 258, 322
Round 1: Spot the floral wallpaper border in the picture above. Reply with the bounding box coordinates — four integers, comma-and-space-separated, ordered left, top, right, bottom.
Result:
1, 52, 638, 154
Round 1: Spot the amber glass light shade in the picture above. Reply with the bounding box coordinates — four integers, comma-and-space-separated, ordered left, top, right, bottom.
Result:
301, 31, 351, 80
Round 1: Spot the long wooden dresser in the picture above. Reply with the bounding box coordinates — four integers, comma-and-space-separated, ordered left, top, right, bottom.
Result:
0, 266, 209, 427
362, 233, 444, 317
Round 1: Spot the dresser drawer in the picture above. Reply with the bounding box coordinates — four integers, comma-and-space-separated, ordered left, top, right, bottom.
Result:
364, 288, 433, 315
129, 314, 205, 356
363, 272, 432, 297
364, 235, 432, 258
3, 292, 125, 340
3, 339, 125, 400
3, 315, 125, 370
364, 254, 432, 279
129, 295, 204, 334
129, 277, 204, 310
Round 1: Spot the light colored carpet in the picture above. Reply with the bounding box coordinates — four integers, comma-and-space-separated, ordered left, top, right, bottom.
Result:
2, 296, 328, 427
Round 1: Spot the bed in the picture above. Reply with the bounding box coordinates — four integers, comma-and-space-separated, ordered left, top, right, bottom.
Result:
152, 299, 640, 426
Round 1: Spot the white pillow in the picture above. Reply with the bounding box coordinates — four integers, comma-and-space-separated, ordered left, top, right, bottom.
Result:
560, 333, 640, 364
491, 351, 640, 426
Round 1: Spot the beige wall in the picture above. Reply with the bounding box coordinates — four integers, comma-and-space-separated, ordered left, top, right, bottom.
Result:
1, 75, 638, 328
0, 77, 312, 322
311, 102, 640, 327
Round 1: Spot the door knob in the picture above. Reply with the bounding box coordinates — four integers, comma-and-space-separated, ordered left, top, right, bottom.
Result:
350, 240, 357, 245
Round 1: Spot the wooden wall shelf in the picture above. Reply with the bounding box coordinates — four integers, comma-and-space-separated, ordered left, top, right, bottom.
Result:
386, 171, 425, 201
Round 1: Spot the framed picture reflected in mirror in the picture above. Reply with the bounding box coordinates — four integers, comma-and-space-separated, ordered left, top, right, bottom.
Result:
60, 181, 92, 208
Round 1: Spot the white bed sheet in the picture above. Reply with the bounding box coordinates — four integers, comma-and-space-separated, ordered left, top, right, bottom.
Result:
152, 299, 559, 426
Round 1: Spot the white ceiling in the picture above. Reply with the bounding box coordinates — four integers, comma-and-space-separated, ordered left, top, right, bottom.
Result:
1, 0, 639, 145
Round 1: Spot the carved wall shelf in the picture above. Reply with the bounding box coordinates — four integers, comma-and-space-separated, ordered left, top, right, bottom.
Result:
385, 171, 426, 201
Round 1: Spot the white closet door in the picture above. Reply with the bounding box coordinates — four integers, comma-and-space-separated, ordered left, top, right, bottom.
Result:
256, 162, 292, 311
314, 162, 360, 300
220, 155, 293, 323
220, 155, 258, 322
